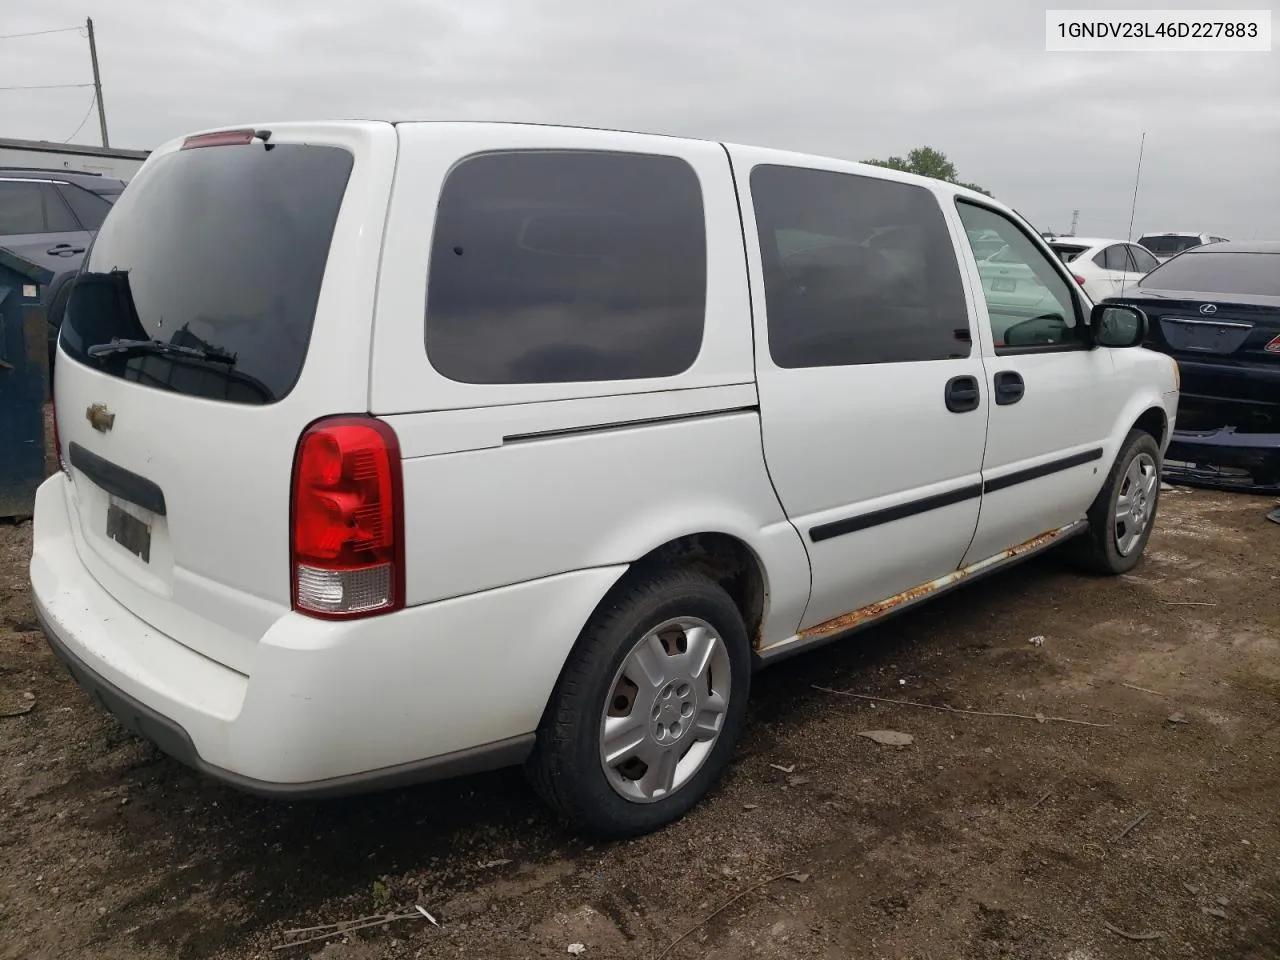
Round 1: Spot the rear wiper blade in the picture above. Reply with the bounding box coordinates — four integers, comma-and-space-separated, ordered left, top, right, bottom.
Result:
86, 338, 236, 365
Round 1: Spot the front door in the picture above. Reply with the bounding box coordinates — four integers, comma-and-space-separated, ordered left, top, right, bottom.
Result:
732, 156, 990, 633
954, 201, 1120, 564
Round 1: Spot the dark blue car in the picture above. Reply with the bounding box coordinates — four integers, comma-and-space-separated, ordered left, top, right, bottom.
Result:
0, 167, 128, 374
1107, 240, 1280, 492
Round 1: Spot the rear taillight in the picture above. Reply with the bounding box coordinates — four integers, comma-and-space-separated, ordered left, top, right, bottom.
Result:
1266, 335, 1280, 355
290, 416, 404, 619
1073, 275, 1087, 286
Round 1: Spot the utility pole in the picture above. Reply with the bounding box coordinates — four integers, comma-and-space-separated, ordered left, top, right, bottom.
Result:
86, 17, 109, 147
1069, 209, 1079, 236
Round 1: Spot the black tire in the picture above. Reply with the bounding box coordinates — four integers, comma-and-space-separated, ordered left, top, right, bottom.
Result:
1073, 429, 1162, 575
526, 567, 751, 838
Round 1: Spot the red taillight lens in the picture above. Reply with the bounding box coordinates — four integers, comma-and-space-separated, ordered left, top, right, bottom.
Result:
1266, 335, 1280, 354
290, 416, 404, 619
181, 129, 255, 150
1073, 275, 1087, 286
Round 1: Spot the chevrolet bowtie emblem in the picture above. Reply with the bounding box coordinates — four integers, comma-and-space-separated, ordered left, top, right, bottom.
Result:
86, 402, 115, 433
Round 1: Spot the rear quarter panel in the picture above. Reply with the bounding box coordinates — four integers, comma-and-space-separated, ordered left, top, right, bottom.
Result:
371, 123, 812, 648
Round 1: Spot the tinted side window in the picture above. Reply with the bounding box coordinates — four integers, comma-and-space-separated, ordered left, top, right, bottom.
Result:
58, 183, 113, 230
956, 202, 1082, 353
0, 182, 45, 233
42, 185, 79, 231
1102, 245, 1132, 271
424, 150, 706, 385
1128, 245, 1159, 273
750, 165, 969, 368
0, 181, 77, 234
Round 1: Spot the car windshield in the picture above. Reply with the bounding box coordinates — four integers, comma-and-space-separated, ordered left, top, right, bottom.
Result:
1142, 251, 1280, 297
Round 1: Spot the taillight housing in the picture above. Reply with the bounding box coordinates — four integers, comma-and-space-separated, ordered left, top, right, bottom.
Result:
290, 416, 404, 619
1265, 335, 1280, 355
1073, 275, 1087, 286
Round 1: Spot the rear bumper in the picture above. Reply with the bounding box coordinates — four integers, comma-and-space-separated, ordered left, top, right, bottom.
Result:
30, 473, 625, 797
1164, 427, 1280, 494
35, 607, 534, 798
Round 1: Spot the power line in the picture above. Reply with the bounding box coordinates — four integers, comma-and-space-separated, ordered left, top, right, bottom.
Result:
0, 82, 94, 91
0, 25, 83, 41
62, 91, 98, 142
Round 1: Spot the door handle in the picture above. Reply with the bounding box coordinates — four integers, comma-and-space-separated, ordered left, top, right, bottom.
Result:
994, 370, 1025, 405
944, 375, 981, 413
46, 243, 85, 256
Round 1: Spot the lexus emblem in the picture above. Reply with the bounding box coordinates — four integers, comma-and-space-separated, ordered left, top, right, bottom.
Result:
1199, 303, 1218, 315
86, 402, 115, 433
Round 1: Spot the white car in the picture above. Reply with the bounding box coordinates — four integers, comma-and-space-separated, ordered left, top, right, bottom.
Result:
31, 121, 1179, 836
1046, 237, 1161, 303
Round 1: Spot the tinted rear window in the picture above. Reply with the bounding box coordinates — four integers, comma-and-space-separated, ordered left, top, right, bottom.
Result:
1049, 244, 1089, 262
61, 143, 353, 404
1142, 251, 1280, 298
1139, 235, 1202, 256
424, 150, 706, 385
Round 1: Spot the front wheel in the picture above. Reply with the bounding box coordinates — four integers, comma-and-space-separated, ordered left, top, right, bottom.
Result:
526, 568, 751, 837
1074, 429, 1162, 574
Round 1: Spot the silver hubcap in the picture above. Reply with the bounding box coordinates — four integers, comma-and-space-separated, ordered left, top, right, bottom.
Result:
1115, 451, 1158, 556
599, 617, 731, 803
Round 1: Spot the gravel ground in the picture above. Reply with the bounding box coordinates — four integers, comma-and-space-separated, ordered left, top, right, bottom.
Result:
2, 482, 1278, 960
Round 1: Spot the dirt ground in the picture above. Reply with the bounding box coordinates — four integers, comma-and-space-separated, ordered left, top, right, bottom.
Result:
2, 481, 1278, 960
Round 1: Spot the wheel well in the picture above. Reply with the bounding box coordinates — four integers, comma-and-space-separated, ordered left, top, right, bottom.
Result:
625, 534, 767, 646
1132, 407, 1168, 448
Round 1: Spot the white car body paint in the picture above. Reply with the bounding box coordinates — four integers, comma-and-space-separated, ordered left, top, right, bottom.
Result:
1048, 237, 1160, 303
31, 121, 1178, 796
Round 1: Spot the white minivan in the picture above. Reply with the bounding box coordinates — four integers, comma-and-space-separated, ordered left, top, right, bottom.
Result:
31, 121, 1178, 837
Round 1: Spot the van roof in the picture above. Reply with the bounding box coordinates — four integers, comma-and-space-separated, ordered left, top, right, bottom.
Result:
167, 119, 1000, 204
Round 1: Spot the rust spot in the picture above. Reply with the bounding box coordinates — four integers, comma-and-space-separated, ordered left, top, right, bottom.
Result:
799, 578, 945, 641
999, 526, 1060, 559
796, 525, 1068, 642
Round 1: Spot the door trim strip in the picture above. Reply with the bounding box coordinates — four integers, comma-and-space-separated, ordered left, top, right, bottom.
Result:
807, 446, 1106, 544
809, 482, 982, 543
982, 447, 1104, 496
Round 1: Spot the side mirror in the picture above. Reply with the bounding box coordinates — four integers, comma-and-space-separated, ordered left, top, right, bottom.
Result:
1091, 303, 1147, 348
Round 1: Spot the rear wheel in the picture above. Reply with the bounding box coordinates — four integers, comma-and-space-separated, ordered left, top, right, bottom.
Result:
527, 568, 750, 837
1074, 429, 1162, 574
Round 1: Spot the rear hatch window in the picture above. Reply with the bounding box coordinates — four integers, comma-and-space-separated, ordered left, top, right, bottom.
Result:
61, 142, 354, 404
1049, 243, 1089, 262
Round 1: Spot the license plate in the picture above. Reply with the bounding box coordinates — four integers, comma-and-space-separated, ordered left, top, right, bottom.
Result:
991, 278, 1017, 292
1171, 325, 1225, 350
106, 502, 151, 562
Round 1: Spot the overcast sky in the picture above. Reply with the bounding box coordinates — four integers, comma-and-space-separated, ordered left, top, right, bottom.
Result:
3, 0, 1277, 238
